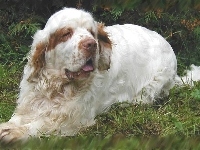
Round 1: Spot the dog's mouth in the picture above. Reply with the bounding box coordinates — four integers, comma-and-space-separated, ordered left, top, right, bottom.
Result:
65, 58, 94, 80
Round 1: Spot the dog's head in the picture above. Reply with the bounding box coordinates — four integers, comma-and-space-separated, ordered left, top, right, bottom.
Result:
28, 8, 111, 82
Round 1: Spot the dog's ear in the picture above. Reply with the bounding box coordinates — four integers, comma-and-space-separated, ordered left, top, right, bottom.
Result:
28, 41, 47, 81
97, 23, 112, 71
97, 23, 112, 50
32, 42, 47, 76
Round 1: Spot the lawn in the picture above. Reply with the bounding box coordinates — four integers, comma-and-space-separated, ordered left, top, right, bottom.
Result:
0, 63, 200, 149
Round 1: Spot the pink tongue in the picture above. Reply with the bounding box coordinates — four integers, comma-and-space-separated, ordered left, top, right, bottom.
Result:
82, 65, 94, 72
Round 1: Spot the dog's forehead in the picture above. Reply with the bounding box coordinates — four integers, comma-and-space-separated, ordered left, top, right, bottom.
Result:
45, 8, 95, 30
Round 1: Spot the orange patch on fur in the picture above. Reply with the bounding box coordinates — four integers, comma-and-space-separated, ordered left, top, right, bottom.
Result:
97, 23, 112, 71
47, 27, 73, 50
97, 23, 112, 50
32, 42, 47, 75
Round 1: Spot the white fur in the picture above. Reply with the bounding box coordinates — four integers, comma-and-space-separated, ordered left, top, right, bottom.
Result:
0, 8, 200, 143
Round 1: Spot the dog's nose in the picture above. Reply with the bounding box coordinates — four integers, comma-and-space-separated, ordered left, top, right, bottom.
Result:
80, 38, 97, 51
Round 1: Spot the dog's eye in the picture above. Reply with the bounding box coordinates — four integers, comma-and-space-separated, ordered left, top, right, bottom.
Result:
63, 32, 71, 37
62, 32, 72, 38
62, 29, 73, 41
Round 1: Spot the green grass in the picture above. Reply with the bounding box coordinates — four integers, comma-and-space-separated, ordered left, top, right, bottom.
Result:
0, 64, 20, 122
0, 63, 200, 149
4, 135, 200, 150
1, 7, 200, 149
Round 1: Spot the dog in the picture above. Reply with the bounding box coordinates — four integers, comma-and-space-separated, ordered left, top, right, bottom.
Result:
0, 7, 200, 143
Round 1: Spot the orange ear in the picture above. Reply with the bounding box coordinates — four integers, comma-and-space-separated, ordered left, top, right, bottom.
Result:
97, 23, 112, 50
97, 23, 112, 71
29, 42, 47, 80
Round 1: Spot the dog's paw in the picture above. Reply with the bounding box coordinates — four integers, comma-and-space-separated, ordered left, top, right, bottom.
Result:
0, 123, 28, 144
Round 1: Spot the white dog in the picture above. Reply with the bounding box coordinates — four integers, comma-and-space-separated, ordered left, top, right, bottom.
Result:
0, 7, 200, 143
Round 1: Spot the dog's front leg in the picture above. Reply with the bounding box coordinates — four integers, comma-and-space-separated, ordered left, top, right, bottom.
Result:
0, 113, 45, 144
0, 122, 30, 144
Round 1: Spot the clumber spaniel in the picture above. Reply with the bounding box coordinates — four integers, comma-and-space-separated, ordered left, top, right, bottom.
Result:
0, 7, 200, 143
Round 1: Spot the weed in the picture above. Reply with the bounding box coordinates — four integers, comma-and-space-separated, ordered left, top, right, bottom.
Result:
100, 8, 124, 23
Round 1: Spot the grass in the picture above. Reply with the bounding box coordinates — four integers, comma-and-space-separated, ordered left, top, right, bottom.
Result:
0, 64, 20, 123
1, 6, 200, 149
0, 62, 200, 149
5, 135, 200, 150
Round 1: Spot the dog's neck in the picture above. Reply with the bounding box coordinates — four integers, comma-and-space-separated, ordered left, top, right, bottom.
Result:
32, 68, 94, 100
